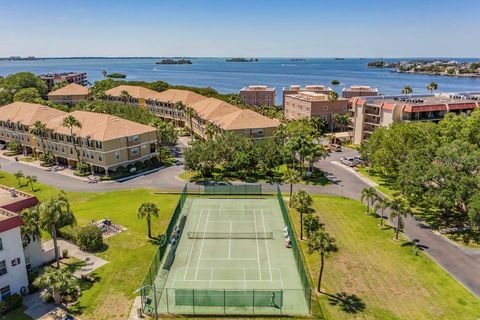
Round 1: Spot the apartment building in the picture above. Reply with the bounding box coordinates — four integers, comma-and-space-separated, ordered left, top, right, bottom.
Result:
282, 85, 333, 107
342, 86, 378, 98
41, 72, 87, 91
284, 91, 349, 130
48, 83, 90, 105
0, 102, 157, 175
0, 204, 28, 300
351, 93, 480, 144
104, 85, 159, 109
240, 85, 276, 107
142, 88, 279, 139
0, 186, 54, 271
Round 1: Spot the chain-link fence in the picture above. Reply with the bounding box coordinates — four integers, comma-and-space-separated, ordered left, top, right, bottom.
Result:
276, 186, 312, 312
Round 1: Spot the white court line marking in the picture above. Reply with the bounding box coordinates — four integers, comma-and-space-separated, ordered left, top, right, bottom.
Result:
253, 209, 261, 281
194, 209, 210, 280
184, 209, 204, 280
261, 209, 273, 281
279, 268, 285, 289
228, 221, 232, 259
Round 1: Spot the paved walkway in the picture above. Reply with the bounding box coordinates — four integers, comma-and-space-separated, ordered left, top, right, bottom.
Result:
43, 239, 108, 277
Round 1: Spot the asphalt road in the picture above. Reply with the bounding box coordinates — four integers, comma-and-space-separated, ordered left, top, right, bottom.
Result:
1, 144, 480, 299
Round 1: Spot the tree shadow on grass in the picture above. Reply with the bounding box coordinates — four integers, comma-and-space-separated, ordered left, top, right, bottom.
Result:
401, 239, 429, 250
327, 292, 366, 313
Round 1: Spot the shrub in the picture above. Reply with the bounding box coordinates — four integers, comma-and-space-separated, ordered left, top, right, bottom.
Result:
39, 152, 56, 166
150, 156, 160, 165
76, 161, 90, 174
58, 225, 80, 244
134, 161, 143, 170
6, 140, 21, 154
126, 164, 134, 172
143, 159, 152, 168
76, 225, 103, 252
40, 290, 54, 303
115, 166, 126, 175
0, 294, 23, 314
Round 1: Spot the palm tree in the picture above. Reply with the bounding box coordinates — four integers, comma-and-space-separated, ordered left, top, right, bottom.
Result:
34, 266, 79, 304
389, 197, 410, 240
14, 170, 24, 187
137, 202, 159, 238
374, 197, 391, 227
184, 107, 197, 142
284, 168, 301, 202
291, 189, 313, 240
37, 194, 76, 268
205, 122, 220, 140
26, 175, 37, 192
173, 101, 186, 127
310, 117, 325, 135
19, 208, 40, 247
327, 91, 339, 133
30, 120, 47, 159
401, 85, 413, 95
307, 228, 337, 293
62, 115, 82, 166
361, 187, 377, 214
303, 214, 322, 239
427, 81, 438, 94
120, 90, 132, 106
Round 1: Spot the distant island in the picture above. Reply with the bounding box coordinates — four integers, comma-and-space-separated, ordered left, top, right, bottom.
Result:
291, 58, 306, 61
156, 59, 192, 65
106, 73, 126, 78
226, 58, 259, 62
368, 59, 480, 78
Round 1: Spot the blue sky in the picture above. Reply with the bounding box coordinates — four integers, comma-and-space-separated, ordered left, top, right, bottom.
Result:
0, 0, 478, 57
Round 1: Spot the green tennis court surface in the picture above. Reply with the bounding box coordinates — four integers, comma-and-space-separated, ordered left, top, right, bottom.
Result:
155, 197, 310, 316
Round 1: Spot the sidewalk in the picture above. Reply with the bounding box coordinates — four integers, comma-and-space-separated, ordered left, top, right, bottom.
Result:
44, 239, 108, 277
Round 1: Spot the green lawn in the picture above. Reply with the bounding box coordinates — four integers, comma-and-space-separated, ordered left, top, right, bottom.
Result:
1, 306, 32, 320
357, 167, 398, 197
288, 195, 480, 320
0, 171, 180, 320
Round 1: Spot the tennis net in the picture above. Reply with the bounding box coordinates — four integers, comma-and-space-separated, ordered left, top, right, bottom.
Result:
187, 232, 274, 239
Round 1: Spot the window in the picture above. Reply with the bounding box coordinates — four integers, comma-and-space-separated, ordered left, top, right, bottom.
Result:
0, 261, 6, 276
0, 238, 3, 251
115, 151, 120, 160
323, 106, 328, 110
98, 154, 103, 162
0, 286, 10, 300
128, 135, 140, 142
131, 147, 139, 155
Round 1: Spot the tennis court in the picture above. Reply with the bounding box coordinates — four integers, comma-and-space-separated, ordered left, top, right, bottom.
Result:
155, 196, 310, 316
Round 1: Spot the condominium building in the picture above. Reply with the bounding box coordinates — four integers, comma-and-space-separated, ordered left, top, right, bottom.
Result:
48, 83, 90, 105
103, 86, 281, 139
0, 186, 54, 271
104, 85, 159, 109
351, 93, 480, 144
239, 85, 276, 107
41, 72, 87, 91
0, 203, 28, 300
282, 85, 333, 107
342, 86, 378, 98
0, 102, 157, 175
284, 91, 349, 130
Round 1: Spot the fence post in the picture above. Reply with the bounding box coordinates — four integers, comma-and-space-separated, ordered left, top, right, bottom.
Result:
252, 290, 255, 314
192, 289, 195, 314
224, 289, 226, 314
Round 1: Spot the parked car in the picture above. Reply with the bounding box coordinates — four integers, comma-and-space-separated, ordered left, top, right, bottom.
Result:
352, 156, 364, 165
340, 157, 355, 167
0, 144, 5, 150
323, 145, 331, 152
330, 144, 342, 152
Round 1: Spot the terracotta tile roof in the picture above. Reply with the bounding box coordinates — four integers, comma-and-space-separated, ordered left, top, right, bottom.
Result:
105, 85, 159, 100
0, 102, 67, 126
48, 83, 89, 96
150, 89, 207, 105
212, 109, 280, 130
46, 111, 156, 141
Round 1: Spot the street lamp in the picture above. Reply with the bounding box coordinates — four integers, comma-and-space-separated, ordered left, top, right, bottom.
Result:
133, 283, 158, 320
340, 183, 344, 198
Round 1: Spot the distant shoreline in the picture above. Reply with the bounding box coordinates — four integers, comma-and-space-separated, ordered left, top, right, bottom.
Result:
1, 56, 479, 60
